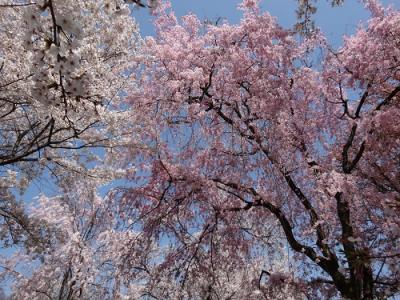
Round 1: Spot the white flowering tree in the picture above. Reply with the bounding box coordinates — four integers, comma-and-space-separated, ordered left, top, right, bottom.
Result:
0, 0, 163, 298
0, 0, 151, 246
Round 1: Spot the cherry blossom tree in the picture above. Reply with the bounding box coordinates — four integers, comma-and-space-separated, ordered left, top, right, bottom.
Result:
117, 0, 400, 298
0, 0, 167, 298
0, 0, 148, 247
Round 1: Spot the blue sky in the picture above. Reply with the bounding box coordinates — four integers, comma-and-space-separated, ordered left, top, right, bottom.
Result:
134, 0, 399, 47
